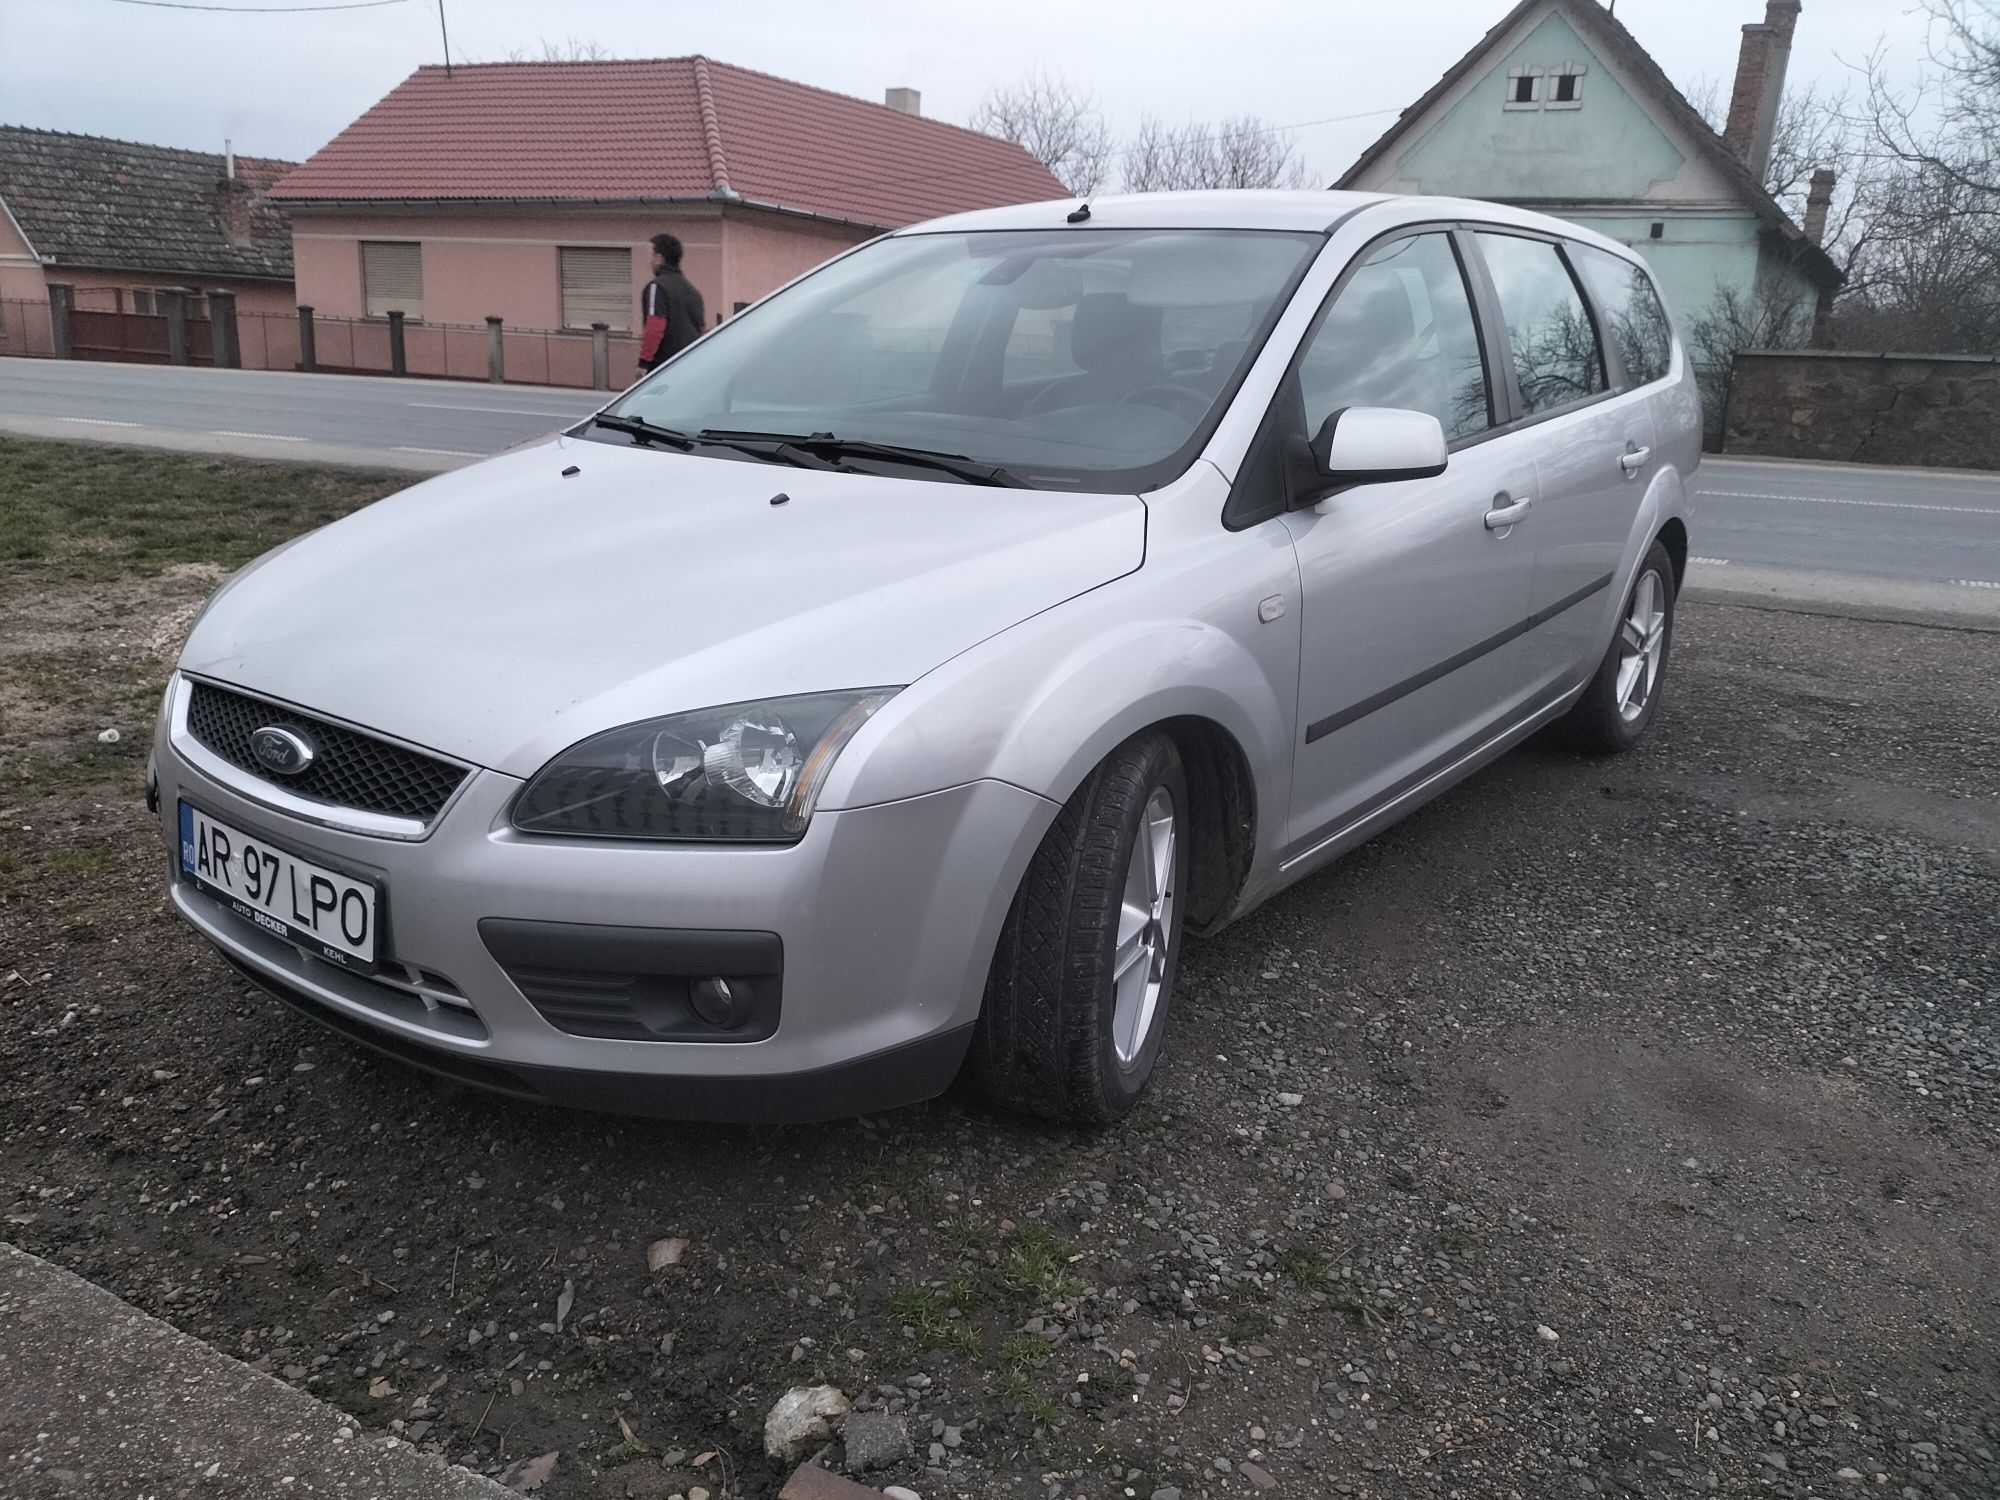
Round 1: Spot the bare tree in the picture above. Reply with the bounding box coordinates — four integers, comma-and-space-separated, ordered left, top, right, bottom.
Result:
1122, 115, 1312, 192
498, 36, 612, 63
968, 71, 1113, 196
1686, 282, 1817, 447
1858, 0, 2000, 202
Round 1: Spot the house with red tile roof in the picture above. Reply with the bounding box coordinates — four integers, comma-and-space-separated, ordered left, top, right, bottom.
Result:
272, 58, 1068, 342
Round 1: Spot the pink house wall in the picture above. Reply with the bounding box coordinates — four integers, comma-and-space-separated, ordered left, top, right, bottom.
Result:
290, 206, 723, 331
718, 210, 873, 313
287, 203, 871, 333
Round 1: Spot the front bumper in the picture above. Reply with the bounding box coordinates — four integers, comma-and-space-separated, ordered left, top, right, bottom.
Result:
154, 693, 1056, 1122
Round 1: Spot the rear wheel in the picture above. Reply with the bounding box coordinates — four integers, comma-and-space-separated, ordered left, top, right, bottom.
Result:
1558, 539, 1677, 753
972, 732, 1188, 1123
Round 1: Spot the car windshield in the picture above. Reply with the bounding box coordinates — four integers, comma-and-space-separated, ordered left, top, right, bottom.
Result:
593, 227, 1323, 491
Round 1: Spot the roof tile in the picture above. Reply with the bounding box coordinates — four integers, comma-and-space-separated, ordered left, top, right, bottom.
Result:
270, 57, 1067, 228
0, 126, 295, 281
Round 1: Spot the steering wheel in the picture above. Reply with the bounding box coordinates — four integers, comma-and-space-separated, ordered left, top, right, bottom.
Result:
1122, 384, 1209, 420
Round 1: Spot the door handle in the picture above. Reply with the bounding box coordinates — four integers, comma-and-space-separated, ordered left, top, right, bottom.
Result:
1619, 446, 1651, 475
1484, 495, 1533, 530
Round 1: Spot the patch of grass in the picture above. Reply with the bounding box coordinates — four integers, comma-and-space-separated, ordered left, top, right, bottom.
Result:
1018, 1391, 1062, 1429
997, 1334, 1049, 1372
1275, 1246, 1330, 1292
1337, 1284, 1391, 1332
936, 1217, 986, 1256
988, 1366, 1034, 1403
1094, 1362, 1134, 1395
995, 1224, 1078, 1301
43, 847, 113, 876
0, 437, 401, 583
888, 1282, 981, 1354
558, 1356, 608, 1392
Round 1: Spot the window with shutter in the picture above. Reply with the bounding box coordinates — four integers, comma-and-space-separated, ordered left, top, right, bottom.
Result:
361, 241, 424, 321
559, 247, 634, 332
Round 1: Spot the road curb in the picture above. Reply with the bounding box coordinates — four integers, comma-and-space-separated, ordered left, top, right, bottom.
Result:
0, 414, 462, 475
1684, 560, 2000, 632
0, 1241, 516, 1498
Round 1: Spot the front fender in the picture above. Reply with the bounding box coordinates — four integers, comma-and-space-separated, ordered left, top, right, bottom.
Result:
820, 477, 1302, 896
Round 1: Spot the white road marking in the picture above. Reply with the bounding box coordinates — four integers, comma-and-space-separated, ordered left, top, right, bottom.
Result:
55, 416, 141, 427
1698, 489, 1999, 517
211, 430, 305, 442
407, 401, 588, 418
393, 445, 485, 458
1691, 556, 1730, 565
1952, 579, 2000, 589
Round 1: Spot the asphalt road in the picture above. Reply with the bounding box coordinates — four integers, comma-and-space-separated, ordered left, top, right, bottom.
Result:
4, 356, 1997, 600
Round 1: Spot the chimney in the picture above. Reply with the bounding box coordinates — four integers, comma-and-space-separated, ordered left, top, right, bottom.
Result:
1802, 166, 1836, 245
215, 143, 254, 247
1723, 0, 1800, 182
884, 86, 921, 116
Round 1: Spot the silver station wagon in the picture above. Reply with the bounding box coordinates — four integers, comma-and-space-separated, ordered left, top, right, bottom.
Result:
153, 191, 1697, 1124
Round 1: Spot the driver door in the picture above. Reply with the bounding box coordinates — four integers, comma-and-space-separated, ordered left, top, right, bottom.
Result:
1279, 230, 1543, 854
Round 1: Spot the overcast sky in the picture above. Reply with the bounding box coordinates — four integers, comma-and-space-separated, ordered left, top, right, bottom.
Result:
4, 0, 1933, 181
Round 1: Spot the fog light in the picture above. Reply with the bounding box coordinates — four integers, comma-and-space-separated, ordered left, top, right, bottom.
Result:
690, 976, 747, 1029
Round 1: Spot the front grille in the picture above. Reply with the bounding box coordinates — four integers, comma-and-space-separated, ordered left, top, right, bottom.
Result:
186, 681, 467, 822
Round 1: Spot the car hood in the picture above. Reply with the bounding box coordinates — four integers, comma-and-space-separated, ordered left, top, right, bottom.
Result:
181, 436, 1145, 777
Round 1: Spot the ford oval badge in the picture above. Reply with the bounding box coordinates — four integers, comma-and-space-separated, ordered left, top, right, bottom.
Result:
250, 725, 316, 776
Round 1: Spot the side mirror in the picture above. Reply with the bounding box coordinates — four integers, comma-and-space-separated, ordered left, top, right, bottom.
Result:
1299, 407, 1449, 497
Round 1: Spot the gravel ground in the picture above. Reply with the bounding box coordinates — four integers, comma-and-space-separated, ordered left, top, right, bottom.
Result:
2, 589, 1996, 1500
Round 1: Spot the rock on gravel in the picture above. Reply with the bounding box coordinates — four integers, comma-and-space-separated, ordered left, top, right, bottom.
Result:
765, 1384, 852, 1462
841, 1410, 911, 1473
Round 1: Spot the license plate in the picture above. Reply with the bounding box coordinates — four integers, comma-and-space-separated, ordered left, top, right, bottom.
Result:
179, 802, 380, 970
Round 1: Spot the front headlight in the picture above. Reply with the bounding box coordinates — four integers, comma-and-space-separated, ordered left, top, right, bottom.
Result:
511, 689, 898, 842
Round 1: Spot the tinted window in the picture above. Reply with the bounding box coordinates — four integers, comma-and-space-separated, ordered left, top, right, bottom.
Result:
1297, 233, 1492, 443
1474, 232, 1606, 415
1569, 244, 1673, 386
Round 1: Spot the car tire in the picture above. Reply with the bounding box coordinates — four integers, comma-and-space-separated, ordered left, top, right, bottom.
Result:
972, 731, 1189, 1124
1558, 539, 1678, 754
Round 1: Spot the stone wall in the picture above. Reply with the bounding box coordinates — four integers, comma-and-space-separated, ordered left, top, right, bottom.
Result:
1723, 350, 2000, 469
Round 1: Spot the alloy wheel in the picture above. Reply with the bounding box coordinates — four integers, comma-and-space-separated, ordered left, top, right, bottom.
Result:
1615, 568, 1668, 722
1111, 785, 1177, 1066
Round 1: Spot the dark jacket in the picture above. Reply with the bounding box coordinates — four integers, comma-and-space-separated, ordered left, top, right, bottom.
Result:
639, 268, 705, 368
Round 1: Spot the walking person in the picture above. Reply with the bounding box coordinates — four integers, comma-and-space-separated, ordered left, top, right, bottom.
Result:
637, 232, 705, 375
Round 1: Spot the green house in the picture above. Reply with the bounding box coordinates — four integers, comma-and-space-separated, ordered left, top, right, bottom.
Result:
1337, 0, 1841, 347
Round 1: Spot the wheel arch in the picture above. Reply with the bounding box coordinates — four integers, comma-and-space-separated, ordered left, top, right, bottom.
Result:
1654, 515, 1689, 588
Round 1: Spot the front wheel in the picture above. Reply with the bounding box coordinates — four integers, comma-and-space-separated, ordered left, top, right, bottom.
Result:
1558, 539, 1677, 753
972, 732, 1189, 1123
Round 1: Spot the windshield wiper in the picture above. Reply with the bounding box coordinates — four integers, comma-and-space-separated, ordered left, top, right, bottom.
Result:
592, 415, 851, 473
690, 430, 854, 472
702, 429, 1027, 488
590, 413, 697, 449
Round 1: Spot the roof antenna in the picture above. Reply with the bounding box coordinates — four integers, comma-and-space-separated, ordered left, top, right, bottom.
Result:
437, 0, 453, 79
1066, 201, 1091, 224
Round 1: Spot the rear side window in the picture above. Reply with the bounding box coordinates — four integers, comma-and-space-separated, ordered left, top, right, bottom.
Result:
1473, 232, 1605, 416
1569, 244, 1674, 386
1296, 232, 1493, 443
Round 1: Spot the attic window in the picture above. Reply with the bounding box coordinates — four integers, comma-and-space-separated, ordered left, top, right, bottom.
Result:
1548, 63, 1586, 109
1505, 66, 1544, 109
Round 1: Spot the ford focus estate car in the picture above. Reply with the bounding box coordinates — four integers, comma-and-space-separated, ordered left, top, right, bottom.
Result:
153, 191, 1697, 1124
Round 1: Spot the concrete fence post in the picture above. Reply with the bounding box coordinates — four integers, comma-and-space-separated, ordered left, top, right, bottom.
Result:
297, 305, 317, 372
207, 288, 240, 369
47, 281, 74, 360
387, 309, 407, 377
161, 288, 189, 366
485, 316, 505, 385
591, 322, 609, 390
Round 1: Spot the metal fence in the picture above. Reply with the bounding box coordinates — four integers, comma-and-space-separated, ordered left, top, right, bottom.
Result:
7, 294, 640, 392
